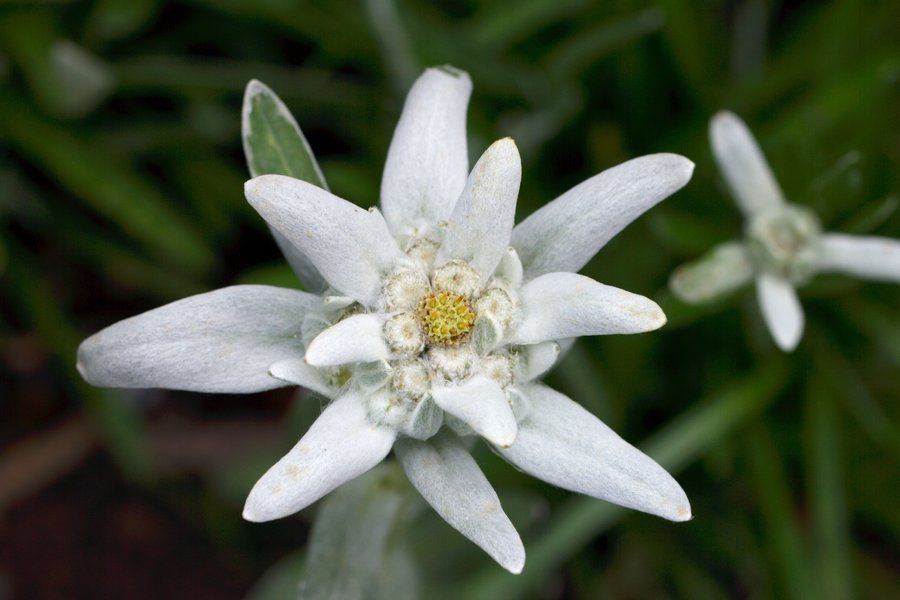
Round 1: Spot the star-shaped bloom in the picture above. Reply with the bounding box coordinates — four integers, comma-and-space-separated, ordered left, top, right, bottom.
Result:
670, 111, 900, 352
78, 66, 695, 573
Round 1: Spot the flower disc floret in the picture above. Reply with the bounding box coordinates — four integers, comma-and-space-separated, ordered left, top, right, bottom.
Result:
384, 312, 425, 355
417, 290, 476, 347
745, 204, 821, 283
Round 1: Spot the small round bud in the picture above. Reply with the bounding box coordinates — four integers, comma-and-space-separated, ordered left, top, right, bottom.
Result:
405, 237, 440, 269
391, 359, 431, 401
427, 346, 475, 382
366, 388, 408, 428
432, 259, 481, 297
475, 287, 517, 330
481, 354, 513, 389
384, 312, 425, 356
746, 205, 822, 283
382, 268, 430, 312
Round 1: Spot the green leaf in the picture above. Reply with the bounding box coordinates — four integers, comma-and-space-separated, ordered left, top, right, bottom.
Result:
245, 551, 305, 600
0, 92, 213, 276
85, 0, 160, 44
544, 8, 665, 77
242, 79, 328, 187
804, 377, 855, 600
746, 424, 818, 600
297, 463, 419, 600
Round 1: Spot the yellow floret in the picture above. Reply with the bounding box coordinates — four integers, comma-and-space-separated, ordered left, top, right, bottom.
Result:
417, 291, 476, 347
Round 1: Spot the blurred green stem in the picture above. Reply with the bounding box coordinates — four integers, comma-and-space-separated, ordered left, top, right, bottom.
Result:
746, 424, 817, 600
807, 325, 900, 460
804, 377, 855, 600
459, 360, 788, 600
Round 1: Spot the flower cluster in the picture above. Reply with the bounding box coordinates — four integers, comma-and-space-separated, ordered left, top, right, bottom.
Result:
670, 112, 900, 351
78, 66, 695, 573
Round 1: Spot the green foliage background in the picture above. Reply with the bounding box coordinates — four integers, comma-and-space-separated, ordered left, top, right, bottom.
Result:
1, 0, 898, 598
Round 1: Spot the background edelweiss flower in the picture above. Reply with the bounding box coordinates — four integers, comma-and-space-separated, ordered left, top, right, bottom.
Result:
77, 66, 695, 573
670, 111, 900, 352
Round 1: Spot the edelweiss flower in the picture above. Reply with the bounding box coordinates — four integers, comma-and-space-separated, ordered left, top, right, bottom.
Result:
78, 66, 695, 573
670, 111, 900, 351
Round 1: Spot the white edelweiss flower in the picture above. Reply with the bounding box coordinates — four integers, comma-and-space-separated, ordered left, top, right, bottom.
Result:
77, 66, 695, 574
670, 111, 900, 352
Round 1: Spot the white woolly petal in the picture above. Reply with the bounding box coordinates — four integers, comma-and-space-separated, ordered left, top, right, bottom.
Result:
432, 376, 517, 448
515, 341, 561, 382
437, 138, 521, 280
498, 384, 691, 522
268, 358, 335, 398
814, 233, 900, 282
243, 392, 396, 522
305, 314, 390, 367
511, 154, 693, 278
245, 175, 403, 305
77, 286, 317, 393
669, 241, 755, 303
756, 273, 804, 352
395, 433, 525, 573
510, 272, 666, 345
709, 111, 786, 217
380, 67, 472, 234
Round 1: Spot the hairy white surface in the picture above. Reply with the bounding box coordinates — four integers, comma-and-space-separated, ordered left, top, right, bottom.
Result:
243, 393, 396, 522
305, 313, 390, 367
709, 111, 786, 217
77, 285, 317, 393
815, 233, 900, 282
432, 376, 517, 447
511, 272, 666, 344
437, 138, 521, 280
380, 67, 472, 234
512, 153, 693, 278
756, 273, 805, 351
245, 175, 403, 306
499, 384, 692, 522
395, 432, 525, 574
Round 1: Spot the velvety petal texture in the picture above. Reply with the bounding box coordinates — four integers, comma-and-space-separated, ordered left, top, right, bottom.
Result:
815, 233, 900, 282
669, 241, 755, 303
395, 432, 525, 574
77, 285, 317, 393
436, 138, 521, 280
243, 393, 396, 522
305, 313, 390, 367
380, 66, 472, 234
268, 358, 335, 398
498, 384, 691, 521
245, 175, 403, 306
511, 154, 694, 278
756, 273, 804, 351
432, 376, 517, 447
510, 272, 667, 344
710, 111, 786, 217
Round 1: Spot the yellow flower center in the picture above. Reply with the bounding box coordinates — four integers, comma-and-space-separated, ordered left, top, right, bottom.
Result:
417, 291, 476, 347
